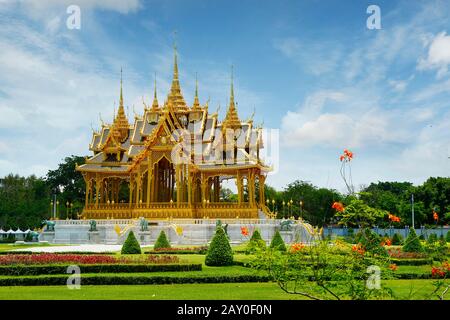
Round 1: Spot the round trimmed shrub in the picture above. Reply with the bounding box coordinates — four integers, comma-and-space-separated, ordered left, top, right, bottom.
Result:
205, 227, 233, 266
121, 231, 141, 254
403, 228, 424, 253
270, 230, 286, 251
154, 230, 171, 250
391, 233, 403, 245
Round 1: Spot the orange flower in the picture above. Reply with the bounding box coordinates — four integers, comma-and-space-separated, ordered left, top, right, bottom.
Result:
351, 244, 365, 255
388, 213, 401, 223
340, 149, 354, 162
331, 201, 345, 212
290, 243, 305, 253
240, 226, 249, 237
433, 211, 439, 221
389, 264, 398, 271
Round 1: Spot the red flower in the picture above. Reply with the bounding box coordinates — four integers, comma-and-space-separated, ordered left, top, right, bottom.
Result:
290, 243, 305, 252
331, 201, 345, 212
340, 149, 354, 162
240, 226, 249, 237
431, 266, 446, 278
351, 244, 365, 255
433, 211, 439, 221
388, 213, 401, 223
389, 264, 398, 271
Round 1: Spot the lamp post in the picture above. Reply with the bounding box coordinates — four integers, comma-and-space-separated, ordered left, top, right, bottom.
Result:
289, 199, 293, 217
49, 201, 53, 218
271, 199, 275, 213
282, 201, 286, 217
56, 201, 60, 219
70, 203, 74, 219
66, 201, 70, 220
299, 200, 303, 220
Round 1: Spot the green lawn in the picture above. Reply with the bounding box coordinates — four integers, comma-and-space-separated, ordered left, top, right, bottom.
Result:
0, 243, 62, 252
0, 280, 446, 300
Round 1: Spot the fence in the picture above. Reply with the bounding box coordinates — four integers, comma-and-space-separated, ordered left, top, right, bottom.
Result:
323, 225, 450, 239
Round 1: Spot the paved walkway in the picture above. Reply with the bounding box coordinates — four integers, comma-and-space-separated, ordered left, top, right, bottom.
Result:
13, 244, 152, 253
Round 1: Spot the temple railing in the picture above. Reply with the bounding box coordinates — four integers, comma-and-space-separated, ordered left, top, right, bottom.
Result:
54, 218, 283, 225
86, 202, 251, 210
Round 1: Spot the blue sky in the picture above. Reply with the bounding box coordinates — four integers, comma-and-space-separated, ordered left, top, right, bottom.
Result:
0, 0, 449, 192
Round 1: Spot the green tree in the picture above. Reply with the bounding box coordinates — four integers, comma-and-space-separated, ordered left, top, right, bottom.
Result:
247, 229, 266, 253
154, 230, 171, 250
121, 231, 141, 254
205, 227, 233, 266
403, 229, 424, 253
45, 155, 86, 218
270, 230, 286, 251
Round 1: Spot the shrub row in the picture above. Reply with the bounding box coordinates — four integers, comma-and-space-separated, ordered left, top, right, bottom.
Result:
145, 250, 207, 255
0, 263, 202, 276
0, 251, 113, 255
0, 274, 271, 286
389, 258, 433, 266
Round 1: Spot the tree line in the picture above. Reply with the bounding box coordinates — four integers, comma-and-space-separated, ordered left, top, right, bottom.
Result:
0, 155, 449, 229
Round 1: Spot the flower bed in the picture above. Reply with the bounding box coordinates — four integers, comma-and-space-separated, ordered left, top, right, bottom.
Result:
0, 263, 202, 276
431, 262, 450, 279
0, 254, 179, 265
147, 246, 208, 255
388, 248, 427, 259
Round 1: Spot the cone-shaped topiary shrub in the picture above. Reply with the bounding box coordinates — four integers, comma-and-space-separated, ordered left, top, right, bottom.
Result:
446, 231, 450, 243
246, 229, 266, 253
391, 233, 403, 245
121, 230, 141, 254
427, 233, 437, 244
270, 230, 286, 251
205, 227, 233, 266
403, 228, 424, 253
154, 230, 171, 250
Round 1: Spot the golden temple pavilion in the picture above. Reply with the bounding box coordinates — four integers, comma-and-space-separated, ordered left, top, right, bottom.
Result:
76, 48, 271, 219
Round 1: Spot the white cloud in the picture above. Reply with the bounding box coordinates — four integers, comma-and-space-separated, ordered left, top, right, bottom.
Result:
280, 90, 401, 149
6, 0, 142, 18
273, 38, 342, 76
418, 31, 450, 78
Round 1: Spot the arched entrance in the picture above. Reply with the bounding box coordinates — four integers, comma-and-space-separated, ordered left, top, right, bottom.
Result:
154, 156, 175, 202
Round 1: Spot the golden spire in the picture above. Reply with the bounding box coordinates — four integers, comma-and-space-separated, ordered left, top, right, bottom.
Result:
222, 65, 241, 131
113, 68, 129, 141
167, 42, 187, 111
151, 73, 159, 111
192, 72, 200, 109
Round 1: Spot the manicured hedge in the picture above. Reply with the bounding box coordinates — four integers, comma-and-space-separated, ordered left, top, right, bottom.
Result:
0, 252, 114, 255
0, 274, 271, 286
145, 250, 206, 255
389, 258, 433, 266
0, 263, 202, 276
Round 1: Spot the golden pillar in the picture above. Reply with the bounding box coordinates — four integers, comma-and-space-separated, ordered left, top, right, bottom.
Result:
129, 174, 134, 209
95, 174, 100, 208
146, 156, 152, 208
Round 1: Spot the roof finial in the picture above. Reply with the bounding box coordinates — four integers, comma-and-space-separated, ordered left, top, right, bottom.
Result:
230, 64, 235, 107
119, 67, 123, 108
173, 35, 178, 81
222, 65, 241, 130
151, 72, 159, 110
193, 72, 200, 109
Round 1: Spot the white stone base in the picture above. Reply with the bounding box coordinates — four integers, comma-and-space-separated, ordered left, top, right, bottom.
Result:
39, 219, 318, 245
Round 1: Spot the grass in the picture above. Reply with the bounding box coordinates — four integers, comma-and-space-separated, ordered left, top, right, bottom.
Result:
0, 243, 57, 252
0, 280, 446, 300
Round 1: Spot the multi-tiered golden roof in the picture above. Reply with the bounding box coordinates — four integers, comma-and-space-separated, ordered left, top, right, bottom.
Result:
76, 48, 271, 219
